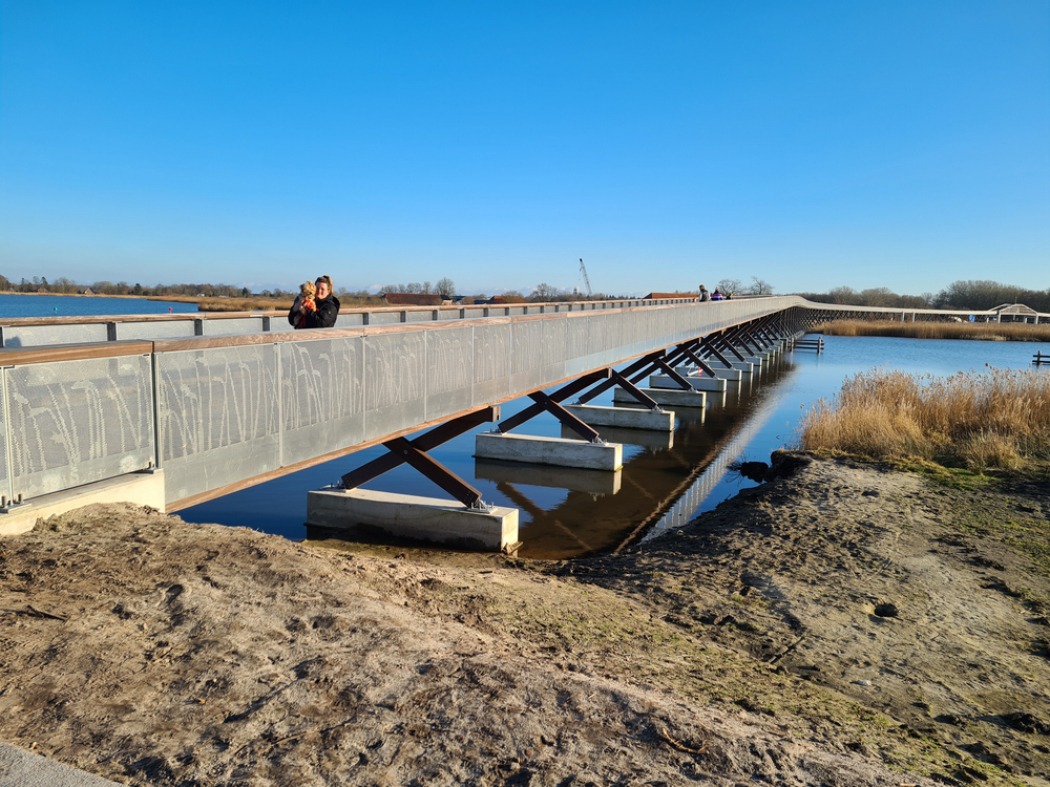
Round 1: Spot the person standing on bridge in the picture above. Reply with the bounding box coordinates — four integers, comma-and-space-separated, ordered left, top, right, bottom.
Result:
698, 285, 710, 302
289, 275, 340, 329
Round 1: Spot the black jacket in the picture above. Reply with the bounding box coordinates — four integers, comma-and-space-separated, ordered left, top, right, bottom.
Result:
289, 294, 340, 329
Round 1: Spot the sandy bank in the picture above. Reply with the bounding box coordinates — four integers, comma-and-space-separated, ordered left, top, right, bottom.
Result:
0, 455, 1047, 786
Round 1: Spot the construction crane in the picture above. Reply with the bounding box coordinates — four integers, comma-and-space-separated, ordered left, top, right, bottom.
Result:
578, 258, 593, 297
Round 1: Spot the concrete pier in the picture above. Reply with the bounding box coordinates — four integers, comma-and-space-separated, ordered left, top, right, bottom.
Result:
307, 487, 519, 552
649, 374, 728, 393
612, 386, 706, 408
678, 366, 741, 382
562, 423, 674, 451
563, 403, 674, 431
475, 432, 623, 470
475, 460, 622, 495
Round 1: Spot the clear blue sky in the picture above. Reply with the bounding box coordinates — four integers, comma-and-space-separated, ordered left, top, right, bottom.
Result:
1, 1, 1047, 297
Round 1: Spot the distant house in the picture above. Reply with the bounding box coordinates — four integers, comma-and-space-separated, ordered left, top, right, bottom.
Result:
82, 288, 95, 295
990, 303, 1041, 323
381, 293, 444, 307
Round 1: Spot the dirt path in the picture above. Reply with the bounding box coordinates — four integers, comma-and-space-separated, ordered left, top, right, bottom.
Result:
0, 454, 1047, 786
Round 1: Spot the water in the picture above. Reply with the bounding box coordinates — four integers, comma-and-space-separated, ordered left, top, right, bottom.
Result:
179, 333, 1049, 558
0, 293, 197, 318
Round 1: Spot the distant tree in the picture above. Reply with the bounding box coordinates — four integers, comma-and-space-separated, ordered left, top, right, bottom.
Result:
717, 278, 743, 296
53, 276, 76, 293
436, 277, 456, 297
747, 277, 773, 295
858, 287, 896, 307
133, 282, 143, 295
405, 282, 423, 293
826, 285, 857, 304
0, 274, 10, 290
935, 279, 1028, 311
422, 280, 432, 294
531, 282, 561, 301
241, 287, 251, 297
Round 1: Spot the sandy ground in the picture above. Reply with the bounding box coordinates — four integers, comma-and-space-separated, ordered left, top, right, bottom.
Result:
0, 454, 1048, 786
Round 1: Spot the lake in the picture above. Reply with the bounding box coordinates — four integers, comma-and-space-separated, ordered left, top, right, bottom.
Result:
178, 333, 1048, 559
0, 293, 197, 318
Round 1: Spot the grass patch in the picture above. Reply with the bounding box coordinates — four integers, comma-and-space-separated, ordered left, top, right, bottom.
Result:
799, 367, 1050, 472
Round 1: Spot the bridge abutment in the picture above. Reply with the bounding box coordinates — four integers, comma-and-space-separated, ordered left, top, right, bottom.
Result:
0, 470, 166, 536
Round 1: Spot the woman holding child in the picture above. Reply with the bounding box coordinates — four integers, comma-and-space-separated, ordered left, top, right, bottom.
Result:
288, 275, 340, 329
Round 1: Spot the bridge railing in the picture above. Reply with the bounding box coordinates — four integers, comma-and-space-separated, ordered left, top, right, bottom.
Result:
0, 297, 803, 511
0, 296, 701, 349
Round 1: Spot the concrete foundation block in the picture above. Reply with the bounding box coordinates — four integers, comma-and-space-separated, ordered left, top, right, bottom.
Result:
649, 374, 727, 393
613, 386, 706, 408
678, 366, 742, 382
562, 423, 673, 451
475, 460, 622, 495
0, 470, 166, 537
563, 403, 674, 432
475, 432, 622, 471
731, 361, 754, 374
307, 488, 518, 552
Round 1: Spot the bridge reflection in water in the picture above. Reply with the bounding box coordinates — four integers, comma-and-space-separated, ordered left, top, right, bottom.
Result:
310, 355, 794, 561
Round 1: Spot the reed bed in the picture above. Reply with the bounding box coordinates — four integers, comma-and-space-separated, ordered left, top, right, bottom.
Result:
813, 319, 1050, 342
798, 367, 1050, 470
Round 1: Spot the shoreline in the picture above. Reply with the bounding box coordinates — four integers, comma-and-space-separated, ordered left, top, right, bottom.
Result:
0, 454, 1047, 785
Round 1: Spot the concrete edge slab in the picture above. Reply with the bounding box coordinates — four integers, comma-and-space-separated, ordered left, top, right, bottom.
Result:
0, 743, 125, 786
0, 471, 166, 537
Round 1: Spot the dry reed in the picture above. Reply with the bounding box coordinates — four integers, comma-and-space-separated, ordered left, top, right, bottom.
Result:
813, 319, 1050, 342
798, 367, 1050, 470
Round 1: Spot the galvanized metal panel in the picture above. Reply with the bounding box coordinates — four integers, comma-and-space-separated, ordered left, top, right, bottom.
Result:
405, 310, 433, 323
7, 355, 154, 500
472, 323, 511, 404
363, 331, 426, 441
280, 336, 365, 465
425, 326, 474, 420
565, 314, 608, 377
116, 320, 198, 341
202, 318, 264, 337
510, 317, 567, 393
367, 311, 402, 325
1, 323, 109, 348
155, 345, 280, 502
269, 317, 298, 333
463, 308, 485, 319
0, 369, 9, 501
437, 309, 461, 321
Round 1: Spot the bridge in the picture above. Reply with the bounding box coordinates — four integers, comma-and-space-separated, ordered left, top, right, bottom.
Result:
0, 295, 1043, 547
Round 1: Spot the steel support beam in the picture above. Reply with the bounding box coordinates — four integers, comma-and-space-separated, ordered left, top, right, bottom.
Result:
497, 370, 610, 438
341, 406, 500, 508
699, 336, 735, 368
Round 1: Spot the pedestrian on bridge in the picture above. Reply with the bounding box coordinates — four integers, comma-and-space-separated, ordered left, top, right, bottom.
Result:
698, 285, 710, 302
289, 275, 340, 329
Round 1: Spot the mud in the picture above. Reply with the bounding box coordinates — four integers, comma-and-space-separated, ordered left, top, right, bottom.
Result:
0, 454, 1048, 786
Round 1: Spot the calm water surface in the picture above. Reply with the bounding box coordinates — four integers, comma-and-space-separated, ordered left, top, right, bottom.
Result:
180, 334, 1049, 558
0, 293, 197, 317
